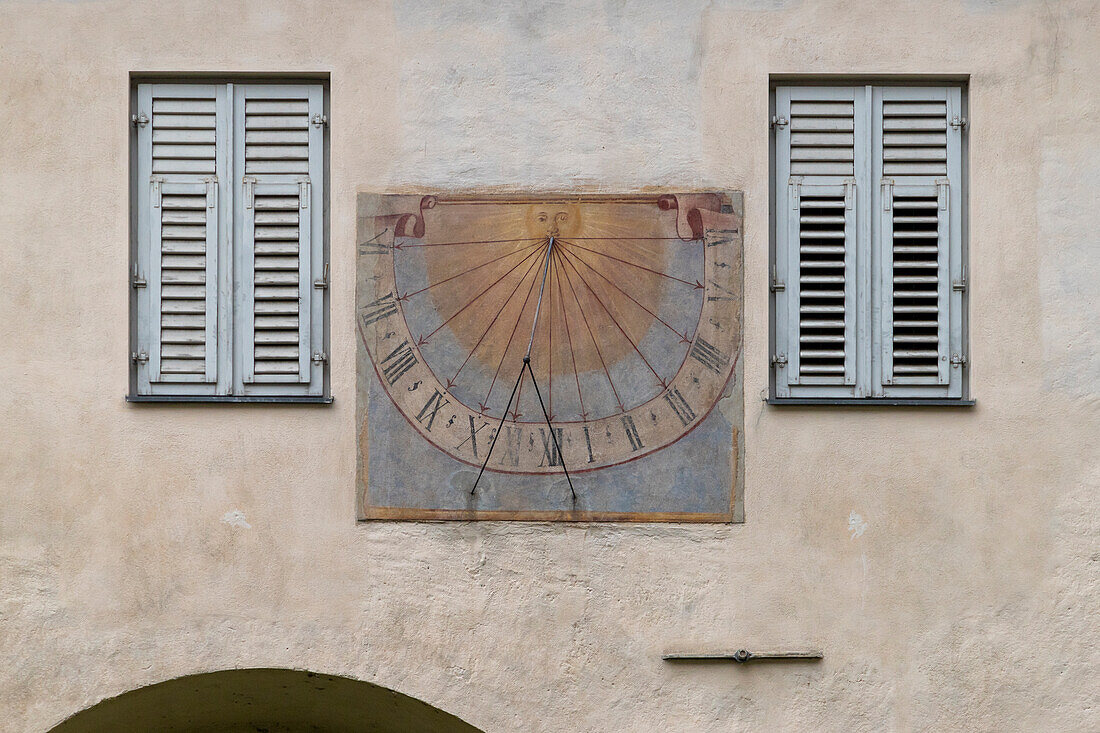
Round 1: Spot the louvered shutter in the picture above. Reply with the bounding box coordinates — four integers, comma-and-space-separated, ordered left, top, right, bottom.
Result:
134, 84, 228, 396
774, 86, 869, 398
873, 86, 964, 398
233, 84, 325, 396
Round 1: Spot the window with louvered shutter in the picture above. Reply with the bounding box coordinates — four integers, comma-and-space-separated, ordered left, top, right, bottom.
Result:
131, 80, 327, 401
771, 82, 967, 402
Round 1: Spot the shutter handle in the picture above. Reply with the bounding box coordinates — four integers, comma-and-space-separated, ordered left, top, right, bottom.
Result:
881, 178, 894, 211
242, 176, 256, 209
788, 176, 802, 211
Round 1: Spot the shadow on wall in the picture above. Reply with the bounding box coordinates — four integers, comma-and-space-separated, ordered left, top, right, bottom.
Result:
50, 668, 483, 733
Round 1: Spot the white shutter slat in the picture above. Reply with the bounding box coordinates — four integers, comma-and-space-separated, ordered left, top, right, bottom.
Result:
880, 185, 949, 386
787, 185, 858, 385
150, 180, 218, 383
242, 182, 310, 383
243, 96, 311, 176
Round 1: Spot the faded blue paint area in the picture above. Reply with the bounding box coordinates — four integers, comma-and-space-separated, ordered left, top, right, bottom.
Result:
365, 376, 733, 515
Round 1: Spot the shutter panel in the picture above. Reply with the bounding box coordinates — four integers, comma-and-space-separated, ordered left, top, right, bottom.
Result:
134, 84, 226, 396
241, 181, 312, 383
874, 86, 963, 397
151, 180, 218, 382
774, 86, 868, 398
234, 84, 325, 396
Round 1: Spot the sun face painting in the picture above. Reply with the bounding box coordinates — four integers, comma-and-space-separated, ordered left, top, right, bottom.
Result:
356, 193, 744, 521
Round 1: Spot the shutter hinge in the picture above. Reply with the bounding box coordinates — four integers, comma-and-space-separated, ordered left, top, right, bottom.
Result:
772, 354, 788, 368
131, 112, 149, 128
949, 115, 968, 130
770, 265, 785, 292
130, 264, 146, 289
950, 353, 967, 368
131, 350, 149, 364
311, 351, 328, 365
313, 262, 329, 289
311, 113, 328, 128
771, 115, 789, 130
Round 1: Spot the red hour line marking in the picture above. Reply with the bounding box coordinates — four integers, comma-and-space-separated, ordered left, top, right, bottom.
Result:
553, 248, 587, 421
447, 246, 546, 391
422, 244, 545, 343
563, 236, 691, 240
556, 247, 665, 389
546, 250, 554, 420
399, 240, 542, 299
556, 242, 690, 342
556, 238, 700, 288
559, 249, 623, 412
478, 245, 548, 416
398, 237, 543, 248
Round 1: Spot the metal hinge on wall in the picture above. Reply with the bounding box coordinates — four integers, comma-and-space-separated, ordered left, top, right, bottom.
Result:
949, 115, 968, 130
950, 353, 967, 368
130, 264, 146, 289
131, 350, 149, 364
311, 351, 328, 365
770, 265, 785, 292
771, 354, 788, 368
131, 112, 149, 128
311, 113, 328, 128
771, 115, 788, 130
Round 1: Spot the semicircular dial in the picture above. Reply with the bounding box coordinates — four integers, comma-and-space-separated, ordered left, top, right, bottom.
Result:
358, 194, 741, 475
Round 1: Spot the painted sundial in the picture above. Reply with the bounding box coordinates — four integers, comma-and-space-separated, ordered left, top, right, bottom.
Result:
357, 193, 744, 521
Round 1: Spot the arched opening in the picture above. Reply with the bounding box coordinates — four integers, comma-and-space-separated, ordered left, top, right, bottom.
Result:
50, 668, 483, 733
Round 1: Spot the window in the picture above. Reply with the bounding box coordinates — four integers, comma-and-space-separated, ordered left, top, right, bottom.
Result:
770, 82, 969, 402
129, 80, 328, 401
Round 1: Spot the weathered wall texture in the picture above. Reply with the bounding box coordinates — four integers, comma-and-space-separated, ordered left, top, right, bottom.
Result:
1, 0, 1098, 730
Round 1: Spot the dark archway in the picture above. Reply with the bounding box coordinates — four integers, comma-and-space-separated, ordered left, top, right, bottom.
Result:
50, 668, 483, 733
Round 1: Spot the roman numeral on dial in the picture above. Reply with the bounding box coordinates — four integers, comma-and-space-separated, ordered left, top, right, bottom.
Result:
663, 387, 696, 426
360, 292, 398, 327
689, 337, 728, 374
379, 340, 418, 386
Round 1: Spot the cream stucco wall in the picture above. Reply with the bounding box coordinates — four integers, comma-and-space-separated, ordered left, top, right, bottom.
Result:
2, 0, 1098, 730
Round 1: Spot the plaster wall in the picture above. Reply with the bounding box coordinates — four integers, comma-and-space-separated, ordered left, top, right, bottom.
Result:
1, 0, 1098, 730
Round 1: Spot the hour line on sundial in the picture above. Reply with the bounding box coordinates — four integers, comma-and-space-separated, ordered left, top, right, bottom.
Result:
470, 235, 577, 502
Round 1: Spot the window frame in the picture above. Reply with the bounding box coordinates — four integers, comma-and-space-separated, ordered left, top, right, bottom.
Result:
767, 75, 973, 406
127, 74, 331, 404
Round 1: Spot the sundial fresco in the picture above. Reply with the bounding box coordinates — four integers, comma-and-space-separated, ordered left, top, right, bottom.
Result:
357, 193, 744, 521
